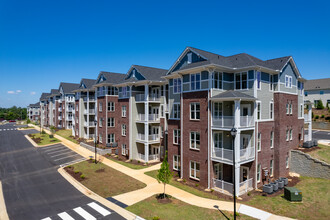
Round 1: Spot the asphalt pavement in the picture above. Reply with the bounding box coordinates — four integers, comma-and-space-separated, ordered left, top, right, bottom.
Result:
0, 123, 125, 220
305, 129, 330, 141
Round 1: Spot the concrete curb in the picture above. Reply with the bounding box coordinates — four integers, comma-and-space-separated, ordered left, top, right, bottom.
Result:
0, 181, 9, 220
58, 167, 137, 220
24, 134, 60, 148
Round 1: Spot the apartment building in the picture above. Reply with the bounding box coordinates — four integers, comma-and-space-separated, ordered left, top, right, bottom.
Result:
304, 78, 330, 107
58, 82, 79, 129
27, 102, 40, 122
47, 89, 60, 127
73, 78, 96, 138
39, 93, 50, 127
164, 47, 305, 196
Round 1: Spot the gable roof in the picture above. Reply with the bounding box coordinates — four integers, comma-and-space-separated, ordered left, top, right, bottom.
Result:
210, 90, 257, 101
40, 93, 50, 101
119, 65, 168, 85
28, 102, 40, 108
59, 82, 80, 94
95, 72, 126, 86
168, 47, 295, 76
304, 78, 330, 91
48, 89, 59, 97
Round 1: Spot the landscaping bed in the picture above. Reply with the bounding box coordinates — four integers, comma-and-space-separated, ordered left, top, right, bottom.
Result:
28, 133, 60, 145
126, 195, 255, 220
64, 160, 146, 197
105, 154, 160, 170
300, 144, 330, 164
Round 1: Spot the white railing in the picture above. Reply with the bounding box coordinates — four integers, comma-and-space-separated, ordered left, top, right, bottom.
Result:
239, 178, 253, 196
240, 147, 255, 161
149, 95, 160, 102
83, 97, 88, 102
89, 109, 95, 114
149, 134, 160, 141
58, 108, 62, 112
137, 133, 145, 141
138, 153, 146, 161
212, 147, 254, 162
89, 97, 95, 101
212, 179, 233, 195
149, 154, 159, 161
58, 116, 62, 120
149, 114, 159, 121
66, 116, 73, 121
66, 108, 73, 112
212, 116, 254, 128
137, 114, 145, 121
84, 122, 96, 127
135, 93, 145, 102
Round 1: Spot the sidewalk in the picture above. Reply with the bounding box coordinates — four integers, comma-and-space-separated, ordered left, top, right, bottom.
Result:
30, 125, 293, 220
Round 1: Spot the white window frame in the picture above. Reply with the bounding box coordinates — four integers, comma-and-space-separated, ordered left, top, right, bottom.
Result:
190, 131, 200, 150
286, 129, 289, 141
99, 133, 103, 143
213, 132, 223, 149
270, 101, 274, 120
190, 161, 200, 180
160, 104, 164, 118
235, 72, 248, 90
190, 102, 200, 120
99, 118, 103, 127
122, 144, 126, 155
187, 52, 192, 64
256, 101, 261, 120
173, 78, 181, 94
122, 105, 126, 117
301, 127, 304, 140
289, 103, 292, 115
257, 132, 261, 152
270, 159, 274, 177
300, 104, 303, 118
270, 131, 274, 148
286, 103, 289, 115
99, 102, 103, 112
108, 102, 115, 112
257, 71, 261, 90
173, 155, 180, 171
108, 133, 115, 143
290, 129, 293, 140
108, 117, 115, 127
213, 71, 223, 89
286, 156, 289, 168
257, 163, 261, 183
173, 129, 180, 145
172, 103, 180, 119
269, 74, 274, 91
122, 124, 126, 136
190, 73, 201, 91
285, 75, 292, 88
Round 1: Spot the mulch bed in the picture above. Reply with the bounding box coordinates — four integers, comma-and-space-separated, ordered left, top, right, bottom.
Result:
298, 146, 321, 153
104, 154, 160, 166
64, 166, 86, 182
156, 194, 172, 204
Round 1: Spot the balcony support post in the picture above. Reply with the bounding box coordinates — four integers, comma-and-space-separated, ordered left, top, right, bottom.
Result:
307, 104, 312, 141
234, 100, 240, 128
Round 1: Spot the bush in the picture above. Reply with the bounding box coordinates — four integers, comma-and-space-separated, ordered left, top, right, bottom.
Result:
195, 183, 199, 187
316, 100, 324, 109
152, 217, 160, 220
74, 170, 80, 174
210, 189, 214, 193
26, 119, 31, 124
41, 130, 46, 134
315, 115, 319, 119
67, 165, 72, 168
80, 174, 85, 179
138, 160, 140, 163
183, 179, 186, 183
321, 114, 325, 118
49, 134, 54, 138
325, 116, 330, 120
247, 192, 251, 196
312, 112, 314, 118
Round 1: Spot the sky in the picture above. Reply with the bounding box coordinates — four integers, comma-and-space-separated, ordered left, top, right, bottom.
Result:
0, 0, 330, 108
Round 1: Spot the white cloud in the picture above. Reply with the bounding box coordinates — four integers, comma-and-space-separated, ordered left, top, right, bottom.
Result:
16, 90, 22, 93
7, 91, 15, 94
7, 90, 22, 94
30, 91, 36, 95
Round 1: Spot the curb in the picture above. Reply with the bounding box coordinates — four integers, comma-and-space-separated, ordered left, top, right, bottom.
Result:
0, 181, 9, 220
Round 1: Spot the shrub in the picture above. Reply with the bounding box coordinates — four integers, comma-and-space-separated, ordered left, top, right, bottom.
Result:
183, 179, 186, 183
175, 173, 179, 177
130, 159, 133, 162
315, 115, 319, 119
80, 174, 85, 179
326, 102, 329, 109
152, 216, 160, 220
325, 116, 330, 120
195, 183, 199, 187
67, 165, 72, 168
26, 119, 31, 124
316, 100, 324, 109
210, 189, 214, 193
138, 160, 140, 163
321, 114, 325, 118
312, 112, 314, 118
49, 134, 54, 138
41, 130, 46, 134
74, 170, 80, 174
247, 192, 251, 196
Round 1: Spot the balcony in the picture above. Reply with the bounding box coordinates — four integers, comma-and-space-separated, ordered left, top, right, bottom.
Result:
136, 133, 160, 143
58, 107, 62, 112
137, 153, 160, 162
212, 178, 253, 196
66, 116, 73, 121
149, 95, 160, 102
135, 93, 145, 102
136, 114, 160, 122
212, 147, 255, 163
212, 116, 254, 129
58, 116, 62, 120
84, 122, 96, 127
66, 108, 74, 112
83, 109, 96, 114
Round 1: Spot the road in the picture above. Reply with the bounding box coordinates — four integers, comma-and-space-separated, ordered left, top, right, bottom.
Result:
305, 129, 330, 141
0, 123, 125, 220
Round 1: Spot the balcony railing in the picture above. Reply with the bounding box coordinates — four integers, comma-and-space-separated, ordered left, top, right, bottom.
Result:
137, 153, 160, 162
83, 97, 96, 102
58, 116, 62, 120
84, 122, 96, 127
212, 116, 254, 128
136, 114, 160, 122
58, 108, 62, 112
137, 133, 145, 141
149, 134, 160, 141
89, 109, 95, 114
239, 178, 253, 196
136, 114, 145, 121
149, 95, 160, 102
66, 108, 74, 112
66, 116, 73, 121
212, 147, 255, 162
212, 179, 233, 195
135, 93, 145, 102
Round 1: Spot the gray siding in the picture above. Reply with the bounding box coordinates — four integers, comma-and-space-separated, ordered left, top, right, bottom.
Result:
257, 81, 274, 120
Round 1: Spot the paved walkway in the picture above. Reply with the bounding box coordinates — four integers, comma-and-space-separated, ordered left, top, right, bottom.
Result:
30, 125, 293, 220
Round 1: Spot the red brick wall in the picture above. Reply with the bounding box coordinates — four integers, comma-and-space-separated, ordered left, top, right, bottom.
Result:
62, 101, 66, 128
55, 101, 59, 127
75, 100, 79, 138
97, 97, 106, 145
181, 91, 209, 187
168, 119, 181, 175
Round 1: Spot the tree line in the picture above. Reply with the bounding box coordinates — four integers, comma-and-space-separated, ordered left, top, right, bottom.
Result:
0, 106, 27, 120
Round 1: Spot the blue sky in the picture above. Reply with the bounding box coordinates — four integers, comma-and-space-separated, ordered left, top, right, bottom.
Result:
0, 0, 329, 108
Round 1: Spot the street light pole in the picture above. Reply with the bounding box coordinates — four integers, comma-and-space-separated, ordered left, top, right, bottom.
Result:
94, 120, 97, 164
231, 127, 237, 220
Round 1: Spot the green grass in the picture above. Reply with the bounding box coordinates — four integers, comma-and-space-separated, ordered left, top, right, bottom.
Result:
30, 133, 60, 145
243, 176, 330, 220
69, 161, 146, 197
56, 129, 79, 144
107, 157, 148, 170
306, 144, 330, 164
126, 195, 255, 220
144, 170, 222, 200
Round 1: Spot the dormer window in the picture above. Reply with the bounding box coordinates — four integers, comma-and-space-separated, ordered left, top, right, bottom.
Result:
187, 52, 192, 64
132, 69, 136, 78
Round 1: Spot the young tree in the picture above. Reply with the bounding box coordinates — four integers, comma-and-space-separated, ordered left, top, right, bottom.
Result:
156, 151, 172, 198
316, 100, 324, 109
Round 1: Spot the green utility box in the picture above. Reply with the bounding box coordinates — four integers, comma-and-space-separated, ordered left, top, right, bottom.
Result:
284, 187, 302, 202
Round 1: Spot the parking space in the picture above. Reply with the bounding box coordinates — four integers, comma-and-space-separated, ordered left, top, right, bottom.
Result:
38, 143, 85, 167
20, 129, 40, 135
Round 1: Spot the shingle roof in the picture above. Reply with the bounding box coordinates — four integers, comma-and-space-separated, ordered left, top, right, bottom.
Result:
170, 47, 291, 73
28, 102, 40, 108
211, 90, 257, 100
40, 93, 50, 101
97, 72, 126, 84
132, 65, 167, 81
48, 89, 59, 97
60, 82, 80, 94
304, 78, 330, 91
81, 78, 96, 89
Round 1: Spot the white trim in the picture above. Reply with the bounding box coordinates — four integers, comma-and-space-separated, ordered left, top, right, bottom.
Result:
189, 160, 200, 180
190, 131, 200, 150
190, 102, 200, 120
269, 101, 274, 120
256, 101, 261, 121
270, 131, 274, 148
173, 129, 180, 145
189, 73, 201, 91
257, 132, 261, 152
173, 155, 180, 171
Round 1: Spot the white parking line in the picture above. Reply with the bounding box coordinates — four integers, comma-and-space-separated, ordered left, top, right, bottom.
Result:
41, 217, 52, 220
51, 152, 76, 158
313, 130, 319, 133
73, 207, 96, 220
59, 157, 86, 168
44, 146, 65, 152
47, 148, 71, 155
58, 212, 75, 220
54, 154, 78, 161
88, 202, 111, 216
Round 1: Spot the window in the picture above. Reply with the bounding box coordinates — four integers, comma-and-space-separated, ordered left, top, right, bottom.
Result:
290, 129, 293, 140
270, 102, 273, 119
99, 118, 103, 127
257, 102, 261, 120
213, 132, 222, 149
172, 103, 180, 119
270, 131, 274, 148
257, 164, 261, 183
190, 73, 201, 91
122, 106, 126, 117
300, 104, 303, 118
173, 129, 180, 144
235, 72, 248, 90
270, 159, 274, 177
286, 103, 289, 114
190, 132, 200, 150
122, 144, 126, 155
190, 161, 200, 180
99, 102, 103, 112
257, 132, 261, 151
190, 102, 200, 120
286, 129, 289, 141
108, 117, 115, 127
257, 71, 261, 90
108, 102, 115, 112
213, 72, 222, 89
286, 156, 289, 168
160, 105, 164, 117
285, 75, 292, 88
173, 78, 181, 94
289, 103, 292, 114
173, 155, 180, 171
99, 134, 103, 143
107, 133, 115, 143
187, 52, 192, 64
301, 127, 304, 140
320, 91, 324, 95
122, 124, 126, 136
269, 75, 274, 91
107, 86, 118, 95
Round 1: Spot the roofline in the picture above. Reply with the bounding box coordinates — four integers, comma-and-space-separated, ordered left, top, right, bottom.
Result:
209, 97, 257, 101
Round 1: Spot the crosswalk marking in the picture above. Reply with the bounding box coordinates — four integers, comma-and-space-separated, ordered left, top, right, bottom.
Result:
88, 202, 111, 216
41, 217, 52, 220
58, 212, 75, 220
73, 207, 96, 220
0, 128, 18, 131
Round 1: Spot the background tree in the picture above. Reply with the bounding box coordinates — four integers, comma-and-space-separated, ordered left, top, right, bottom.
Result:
316, 100, 324, 109
156, 151, 172, 198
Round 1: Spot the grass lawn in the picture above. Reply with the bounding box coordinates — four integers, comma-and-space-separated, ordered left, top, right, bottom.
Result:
107, 157, 148, 170
243, 176, 330, 220
29, 133, 60, 145
69, 161, 146, 197
126, 195, 255, 220
145, 170, 222, 200
306, 144, 330, 164
56, 129, 79, 144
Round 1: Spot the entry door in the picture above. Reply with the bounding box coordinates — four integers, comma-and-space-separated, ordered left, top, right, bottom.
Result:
241, 104, 251, 116
214, 163, 223, 180
240, 166, 249, 182
152, 146, 159, 155
241, 135, 250, 150
151, 126, 159, 135
151, 87, 160, 98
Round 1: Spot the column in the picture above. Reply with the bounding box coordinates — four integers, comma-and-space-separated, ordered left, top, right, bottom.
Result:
144, 84, 149, 162
308, 104, 312, 141
234, 100, 241, 128
87, 91, 89, 139
234, 163, 240, 197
